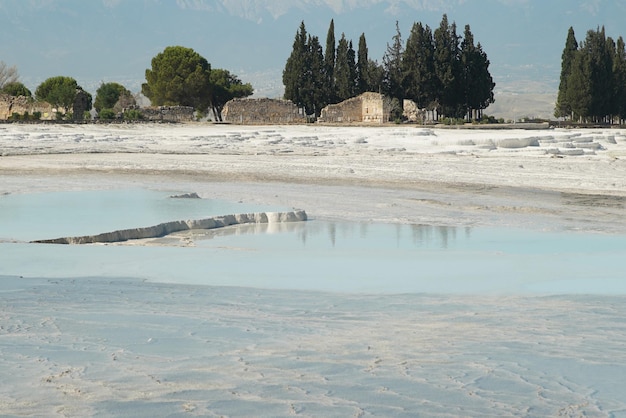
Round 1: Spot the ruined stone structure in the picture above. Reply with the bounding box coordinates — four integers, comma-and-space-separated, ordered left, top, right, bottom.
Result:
0, 94, 55, 120
140, 106, 195, 122
222, 98, 306, 124
73, 89, 91, 121
318, 92, 391, 124
403, 99, 431, 123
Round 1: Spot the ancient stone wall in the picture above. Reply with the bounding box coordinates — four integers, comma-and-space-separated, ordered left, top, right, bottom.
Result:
140, 106, 195, 122
318, 92, 391, 124
0, 94, 55, 120
222, 98, 306, 124
362, 92, 391, 123
319, 96, 363, 123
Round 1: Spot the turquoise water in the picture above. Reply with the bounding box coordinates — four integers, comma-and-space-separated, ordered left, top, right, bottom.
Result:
1, 189, 625, 294
0, 188, 283, 242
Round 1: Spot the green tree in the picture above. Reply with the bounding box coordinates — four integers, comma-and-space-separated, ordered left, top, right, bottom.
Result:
402, 22, 438, 111
356, 33, 370, 94
383, 21, 405, 119
307, 35, 328, 116
208, 68, 253, 121
566, 48, 592, 121
324, 19, 336, 103
585, 27, 614, 121
142, 46, 211, 111
1, 81, 32, 98
434, 14, 463, 118
335, 33, 356, 101
283, 22, 309, 112
94, 82, 134, 113
460, 24, 495, 120
555, 27, 579, 119
613, 36, 626, 122
35, 76, 79, 112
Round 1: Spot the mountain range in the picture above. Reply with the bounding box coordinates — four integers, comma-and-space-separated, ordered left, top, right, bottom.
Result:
1, 0, 625, 119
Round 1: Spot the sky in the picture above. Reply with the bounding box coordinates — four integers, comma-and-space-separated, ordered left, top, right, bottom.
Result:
1, 0, 625, 118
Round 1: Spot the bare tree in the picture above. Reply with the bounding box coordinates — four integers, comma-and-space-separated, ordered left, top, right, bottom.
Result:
0, 61, 19, 89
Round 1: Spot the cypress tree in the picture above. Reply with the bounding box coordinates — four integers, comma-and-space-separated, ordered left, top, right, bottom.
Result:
566, 48, 591, 121
402, 22, 438, 110
472, 42, 495, 117
555, 27, 578, 119
383, 21, 405, 119
613, 36, 626, 122
335, 33, 356, 101
460, 24, 495, 120
283, 22, 308, 111
356, 33, 370, 94
307, 35, 327, 116
434, 14, 463, 118
585, 27, 614, 121
324, 19, 336, 103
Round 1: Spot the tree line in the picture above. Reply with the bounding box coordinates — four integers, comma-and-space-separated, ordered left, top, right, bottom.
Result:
0, 46, 253, 121
283, 15, 495, 121
555, 26, 626, 124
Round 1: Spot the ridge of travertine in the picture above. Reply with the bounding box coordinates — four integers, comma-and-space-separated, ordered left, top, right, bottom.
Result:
33, 210, 307, 244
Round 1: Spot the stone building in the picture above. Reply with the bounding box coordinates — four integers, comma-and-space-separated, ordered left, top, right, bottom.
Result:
318, 92, 391, 124
0, 94, 55, 120
222, 98, 306, 124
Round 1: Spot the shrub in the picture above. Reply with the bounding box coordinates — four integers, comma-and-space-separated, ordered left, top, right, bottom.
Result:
99, 108, 117, 120
442, 117, 465, 125
32, 111, 42, 120
123, 108, 143, 121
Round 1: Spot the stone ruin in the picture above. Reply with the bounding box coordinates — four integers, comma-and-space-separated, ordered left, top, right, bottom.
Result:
73, 89, 91, 121
222, 98, 306, 124
318, 92, 392, 124
0, 94, 55, 120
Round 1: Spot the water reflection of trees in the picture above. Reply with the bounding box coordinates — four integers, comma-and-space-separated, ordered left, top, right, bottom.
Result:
194, 220, 472, 249
301, 222, 472, 249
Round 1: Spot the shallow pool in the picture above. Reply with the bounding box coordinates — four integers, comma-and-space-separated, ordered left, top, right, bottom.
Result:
1, 189, 625, 295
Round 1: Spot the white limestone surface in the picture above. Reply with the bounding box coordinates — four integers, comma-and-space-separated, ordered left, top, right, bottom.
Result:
1, 123, 626, 416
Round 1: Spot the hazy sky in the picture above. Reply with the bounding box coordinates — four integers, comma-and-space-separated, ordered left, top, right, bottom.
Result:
1, 0, 624, 102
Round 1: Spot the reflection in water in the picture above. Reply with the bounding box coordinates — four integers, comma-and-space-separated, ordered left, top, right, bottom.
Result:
193, 220, 470, 250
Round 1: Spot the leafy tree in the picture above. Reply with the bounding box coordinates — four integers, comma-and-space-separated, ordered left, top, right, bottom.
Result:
356, 33, 370, 94
94, 82, 134, 113
367, 59, 385, 93
335, 33, 356, 101
208, 68, 253, 121
460, 24, 495, 120
434, 14, 463, 118
1, 81, 32, 98
383, 21, 405, 111
402, 22, 438, 111
99, 108, 116, 120
307, 35, 328, 116
283, 22, 309, 112
555, 27, 578, 119
613, 36, 626, 122
566, 47, 592, 121
142, 45, 211, 111
324, 19, 336, 103
0, 61, 19, 89
584, 27, 614, 121
35, 76, 79, 112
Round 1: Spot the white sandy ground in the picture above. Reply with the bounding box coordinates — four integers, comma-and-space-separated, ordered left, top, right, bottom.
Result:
1, 123, 626, 416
